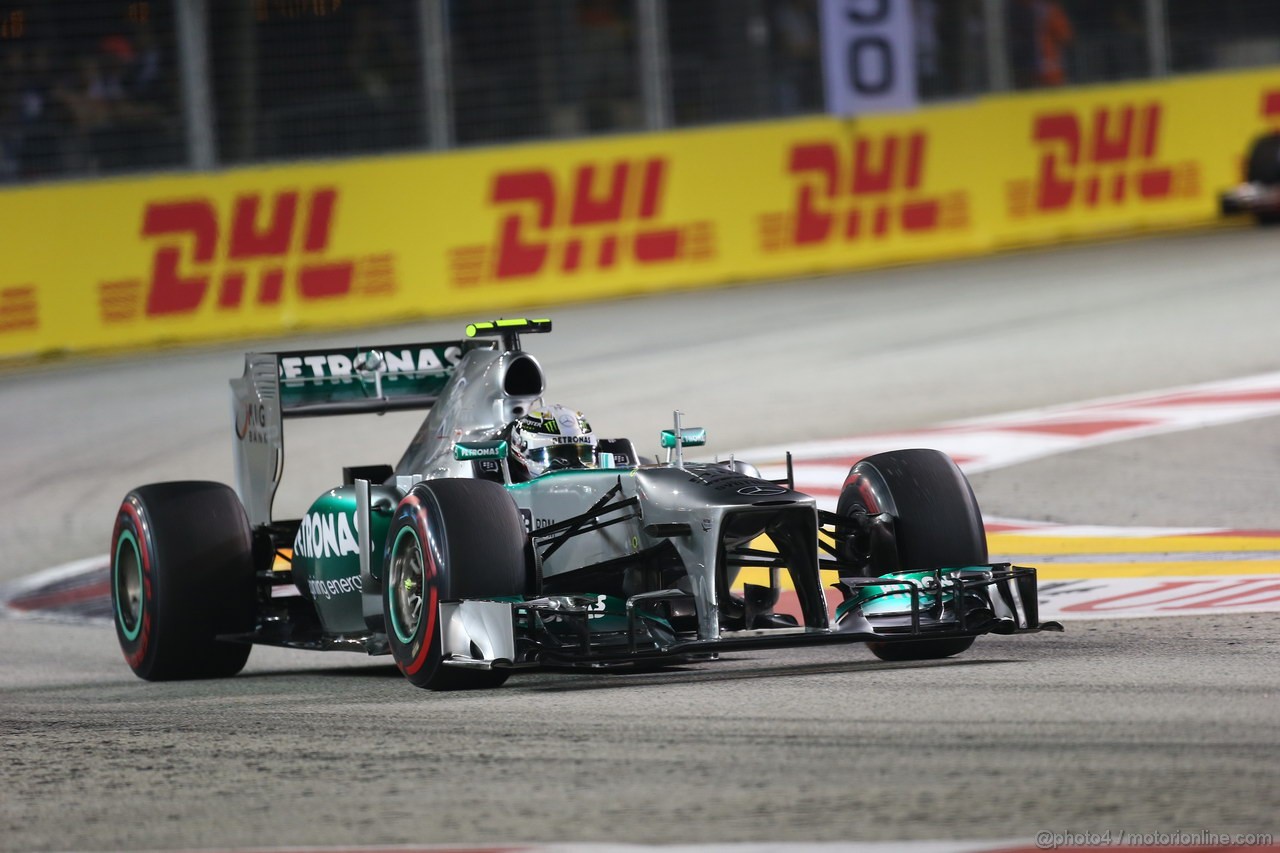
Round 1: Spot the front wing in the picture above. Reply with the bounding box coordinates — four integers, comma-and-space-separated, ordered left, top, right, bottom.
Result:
436, 564, 1062, 670
1221, 182, 1280, 215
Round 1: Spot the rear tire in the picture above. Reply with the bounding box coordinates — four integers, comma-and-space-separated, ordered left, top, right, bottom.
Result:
836, 449, 986, 662
1246, 134, 1280, 226
110, 482, 256, 680
1245, 133, 1280, 184
384, 479, 529, 690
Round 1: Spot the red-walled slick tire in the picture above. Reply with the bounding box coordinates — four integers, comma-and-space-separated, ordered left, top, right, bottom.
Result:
110, 481, 256, 680
383, 478, 529, 690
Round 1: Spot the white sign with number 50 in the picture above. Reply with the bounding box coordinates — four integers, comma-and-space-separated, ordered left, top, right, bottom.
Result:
820, 0, 918, 116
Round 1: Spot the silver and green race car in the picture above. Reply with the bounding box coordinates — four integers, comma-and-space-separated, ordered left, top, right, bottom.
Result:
109, 318, 1059, 690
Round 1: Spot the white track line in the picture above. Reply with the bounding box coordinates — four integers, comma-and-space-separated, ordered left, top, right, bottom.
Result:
743, 370, 1280, 531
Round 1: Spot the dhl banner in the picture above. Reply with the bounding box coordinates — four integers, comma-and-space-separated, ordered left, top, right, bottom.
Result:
2, 67, 1278, 360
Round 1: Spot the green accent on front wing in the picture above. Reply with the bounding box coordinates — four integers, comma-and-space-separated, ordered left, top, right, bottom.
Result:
113, 530, 143, 641
836, 568, 991, 620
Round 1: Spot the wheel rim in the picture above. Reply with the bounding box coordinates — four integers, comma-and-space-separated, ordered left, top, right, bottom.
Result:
388, 526, 425, 644
114, 530, 144, 641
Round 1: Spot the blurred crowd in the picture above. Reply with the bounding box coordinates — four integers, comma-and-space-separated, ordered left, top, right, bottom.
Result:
0, 4, 179, 181
3, 0, 1280, 185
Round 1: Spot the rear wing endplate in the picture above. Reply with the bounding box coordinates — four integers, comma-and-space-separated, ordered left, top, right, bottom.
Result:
229, 340, 473, 526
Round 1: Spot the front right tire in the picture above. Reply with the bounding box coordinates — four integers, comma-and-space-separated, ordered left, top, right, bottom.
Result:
384, 478, 530, 690
836, 449, 987, 662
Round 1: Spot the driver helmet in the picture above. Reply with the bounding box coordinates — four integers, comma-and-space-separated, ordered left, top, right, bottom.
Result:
511, 404, 597, 477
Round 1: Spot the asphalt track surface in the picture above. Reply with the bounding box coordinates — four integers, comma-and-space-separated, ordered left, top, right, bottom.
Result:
2, 226, 1280, 851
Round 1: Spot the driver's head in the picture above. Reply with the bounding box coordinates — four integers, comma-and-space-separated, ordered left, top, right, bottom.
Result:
511, 404, 597, 477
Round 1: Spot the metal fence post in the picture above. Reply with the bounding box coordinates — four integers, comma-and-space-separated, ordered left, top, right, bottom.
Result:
420, 0, 454, 150
637, 0, 673, 131
981, 0, 1011, 92
1144, 0, 1171, 77
174, 0, 217, 170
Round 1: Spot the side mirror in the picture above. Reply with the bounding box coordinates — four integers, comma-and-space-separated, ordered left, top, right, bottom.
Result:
660, 428, 706, 449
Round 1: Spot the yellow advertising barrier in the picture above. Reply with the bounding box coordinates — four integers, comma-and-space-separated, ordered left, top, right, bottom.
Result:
2, 66, 1278, 360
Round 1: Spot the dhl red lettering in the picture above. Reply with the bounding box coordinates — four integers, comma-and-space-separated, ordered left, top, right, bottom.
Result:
1138, 170, 1172, 198
142, 200, 218, 316
852, 136, 897, 194
219, 270, 246, 308
1091, 106, 1134, 163
843, 209, 860, 239
872, 205, 890, 236
598, 235, 618, 268
492, 170, 555, 279
789, 143, 839, 245
570, 163, 628, 225
142, 199, 219, 261
1033, 113, 1080, 211
479, 157, 697, 281
229, 191, 297, 260
1139, 104, 1160, 158
298, 261, 354, 299
900, 199, 939, 230
1020, 103, 1184, 215
303, 187, 338, 252
637, 159, 664, 219
259, 267, 285, 304
773, 132, 956, 251
561, 239, 583, 272
903, 133, 925, 190
634, 228, 680, 262
127, 187, 365, 318
1264, 90, 1280, 118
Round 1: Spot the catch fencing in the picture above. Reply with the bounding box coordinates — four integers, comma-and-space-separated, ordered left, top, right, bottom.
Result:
2, 1, 1279, 182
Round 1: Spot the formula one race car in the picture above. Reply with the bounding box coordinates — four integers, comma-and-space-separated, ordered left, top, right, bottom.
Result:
1220, 131, 1280, 224
110, 319, 1059, 690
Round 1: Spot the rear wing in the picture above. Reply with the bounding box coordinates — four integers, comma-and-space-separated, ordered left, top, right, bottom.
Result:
229, 340, 475, 526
